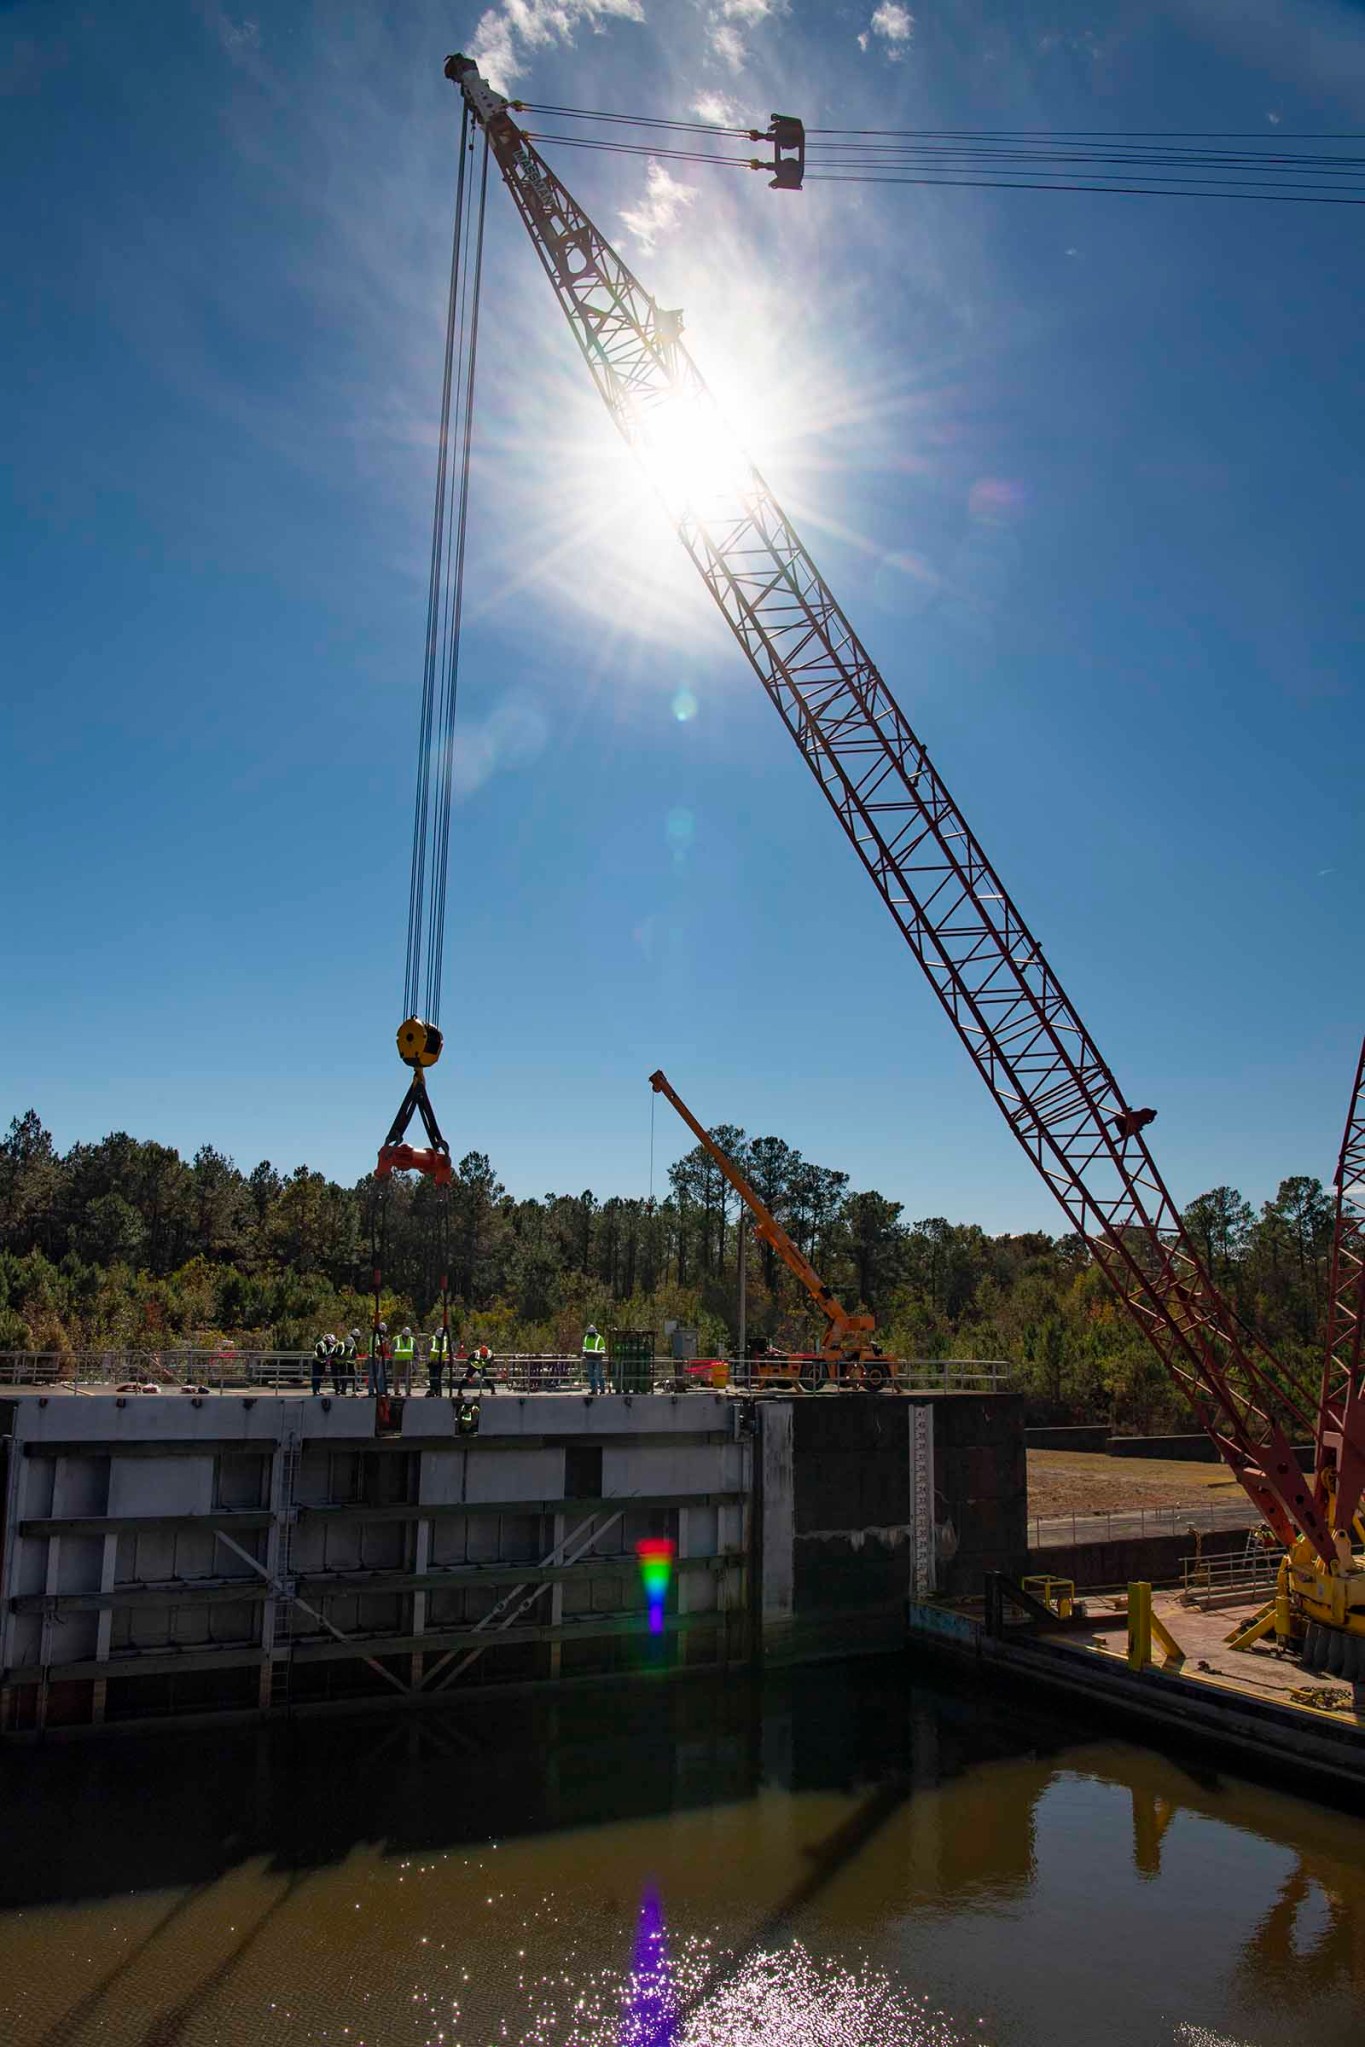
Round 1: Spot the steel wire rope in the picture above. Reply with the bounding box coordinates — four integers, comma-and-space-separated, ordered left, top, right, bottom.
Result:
421, 139, 478, 1029
803, 136, 1365, 155
805, 124, 1365, 137
513, 108, 1365, 202
515, 98, 754, 137
522, 129, 761, 169
802, 143, 1365, 173
404, 106, 471, 1023
513, 102, 1364, 146
425, 128, 491, 1030
805, 159, 1365, 185
802, 170, 1365, 204
518, 131, 1365, 202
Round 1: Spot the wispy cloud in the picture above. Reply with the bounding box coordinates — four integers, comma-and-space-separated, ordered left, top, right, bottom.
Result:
619, 160, 698, 249
859, 2, 914, 60
704, 0, 787, 73
694, 90, 743, 125
452, 692, 550, 798
469, 0, 646, 91
199, 2, 262, 64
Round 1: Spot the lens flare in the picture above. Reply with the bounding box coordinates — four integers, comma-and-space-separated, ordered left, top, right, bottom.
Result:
635, 1537, 675, 1636
664, 808, 694, 863
671, 687, 698, 722
619, 1883, 677, 2047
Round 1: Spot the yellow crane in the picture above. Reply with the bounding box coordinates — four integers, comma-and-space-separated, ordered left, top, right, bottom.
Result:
650, 1070, 891, 1391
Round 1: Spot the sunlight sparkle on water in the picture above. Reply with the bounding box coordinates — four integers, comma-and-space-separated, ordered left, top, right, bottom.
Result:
506, 1927, 964, 2047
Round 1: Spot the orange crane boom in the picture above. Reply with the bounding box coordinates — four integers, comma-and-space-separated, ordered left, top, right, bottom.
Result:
649, 1070, 884, 1384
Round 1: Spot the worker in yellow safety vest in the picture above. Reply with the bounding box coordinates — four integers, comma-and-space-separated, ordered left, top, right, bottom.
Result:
583, 1323, 606, 1395
393, 1325, 415, 1391
427, 1324, 451, 1397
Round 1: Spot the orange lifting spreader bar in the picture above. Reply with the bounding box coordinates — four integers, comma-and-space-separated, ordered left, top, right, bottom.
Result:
377, 1034, 452, 1186
377, 1141, 452, 1187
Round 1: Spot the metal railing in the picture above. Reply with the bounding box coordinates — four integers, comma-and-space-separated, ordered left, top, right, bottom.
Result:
0, 1350, 1009, 1397
1030, 1498, 1262, 1551
1180, 1539, 1282, 1609
0, 1350, 316, 1393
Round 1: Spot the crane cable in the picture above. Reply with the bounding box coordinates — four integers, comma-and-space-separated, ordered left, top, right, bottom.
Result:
510, 102, 1365, 205
404, 107, 491, 1033
381, 112, 489, 1374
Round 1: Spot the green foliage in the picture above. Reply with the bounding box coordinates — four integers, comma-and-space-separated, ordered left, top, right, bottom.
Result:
0, 1110, 1341, 1433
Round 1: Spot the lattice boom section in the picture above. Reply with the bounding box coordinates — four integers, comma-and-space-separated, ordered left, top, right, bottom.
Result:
1320, 1037, 1365, 1529
479, 121, 1331, 1561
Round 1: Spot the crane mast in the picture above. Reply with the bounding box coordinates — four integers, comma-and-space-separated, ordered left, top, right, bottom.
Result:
649, 1068, 880, 1375
445, 54, 1331, 1564
1318, 1035, 1365, 1539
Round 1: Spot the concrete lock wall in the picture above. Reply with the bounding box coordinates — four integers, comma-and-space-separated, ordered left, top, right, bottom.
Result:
0, 1392, 751, 1735
757, 1392, 1028, 1661
0, 1387, 1027, 1735
1027, 1525, 1253, 1592
1106, 1434, 1314, 1469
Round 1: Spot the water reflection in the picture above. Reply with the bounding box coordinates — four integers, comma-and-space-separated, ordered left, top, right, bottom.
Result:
0, 1657, 1361, 2046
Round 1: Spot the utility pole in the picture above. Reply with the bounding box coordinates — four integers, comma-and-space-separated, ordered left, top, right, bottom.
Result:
737, 1214, 747, 1369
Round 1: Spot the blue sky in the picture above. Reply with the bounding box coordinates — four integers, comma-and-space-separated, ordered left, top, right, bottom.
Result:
2, 0, 1361, 1230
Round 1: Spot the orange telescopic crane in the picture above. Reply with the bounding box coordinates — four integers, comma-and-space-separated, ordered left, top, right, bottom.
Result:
441, 55, 1364, 1663
649, 1070, 888, 1388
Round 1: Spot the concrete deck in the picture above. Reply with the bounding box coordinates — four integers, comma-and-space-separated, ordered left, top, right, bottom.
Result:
1058, 1588, 1363, 1726
908, 1584, 1365, 1799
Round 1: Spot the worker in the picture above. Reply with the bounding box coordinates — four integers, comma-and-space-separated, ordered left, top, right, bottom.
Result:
393, 1324, 415, 1393
311, 1331, 334, 1397
367, 1321, 392, 1398
471, 1341, 497, 1394
428, 1323, 452, 1397
583, 1322, 606, 1395
336, 1329, 359, 1396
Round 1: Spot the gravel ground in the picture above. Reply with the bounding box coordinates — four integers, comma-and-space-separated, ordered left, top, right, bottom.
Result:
1027, 1449, 1247, 1516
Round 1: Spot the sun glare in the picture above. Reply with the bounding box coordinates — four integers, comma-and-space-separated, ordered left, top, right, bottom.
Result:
630, 384, 759, 518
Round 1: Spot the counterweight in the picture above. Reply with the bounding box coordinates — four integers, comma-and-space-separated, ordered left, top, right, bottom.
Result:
446, 54, 1330, 1561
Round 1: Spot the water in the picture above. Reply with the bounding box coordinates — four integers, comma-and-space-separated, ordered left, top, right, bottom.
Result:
1, 1658, 1361, 2046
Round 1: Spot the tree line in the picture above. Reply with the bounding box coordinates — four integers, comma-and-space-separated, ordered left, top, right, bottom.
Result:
0, 1108, 1338, 1431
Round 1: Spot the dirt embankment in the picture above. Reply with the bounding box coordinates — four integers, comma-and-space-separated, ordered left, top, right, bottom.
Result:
1027, 1449, 1246, 1517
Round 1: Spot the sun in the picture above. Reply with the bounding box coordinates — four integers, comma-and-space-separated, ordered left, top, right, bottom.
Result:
626, 382, 760, 521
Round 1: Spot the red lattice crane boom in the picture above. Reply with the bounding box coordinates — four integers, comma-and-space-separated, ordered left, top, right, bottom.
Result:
445, 54, 1331, 1565
1318, 1036, 1365, 1538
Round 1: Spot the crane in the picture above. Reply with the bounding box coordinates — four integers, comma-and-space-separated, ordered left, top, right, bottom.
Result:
1317, 1036, 1365, 1541
649, 1069, 888, 1389
441, 54, 1364, 1660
